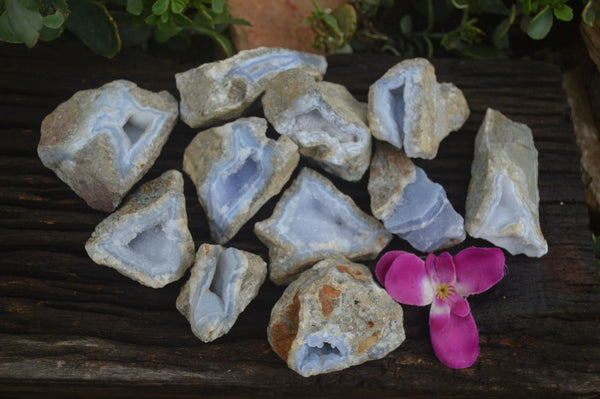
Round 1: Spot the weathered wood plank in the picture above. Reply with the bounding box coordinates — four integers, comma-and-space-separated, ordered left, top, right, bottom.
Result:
0, 40, 599, 398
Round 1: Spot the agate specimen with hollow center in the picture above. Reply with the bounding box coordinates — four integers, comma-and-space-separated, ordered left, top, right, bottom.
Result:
262, 70, 371, 181
368, 143, 466, 252
465, 108, 548, 257
183, 117, 299, 244
368, 58, 469, 159
176, 47, 327, 128
85, 170, 195, 288
176, 243, 267, 342
254, 168, 392, 285
39, 80, 178, 212
268, 256, 405, 377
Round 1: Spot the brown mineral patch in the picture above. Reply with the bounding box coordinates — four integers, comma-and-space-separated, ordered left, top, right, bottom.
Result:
203, 245, 210, 256
367, 321, 374, 328
40, 101, 78, 147
269, 293, 300, 361
357, 332, 380, 354
336, 265, 367, 281
318, 284, 341, 317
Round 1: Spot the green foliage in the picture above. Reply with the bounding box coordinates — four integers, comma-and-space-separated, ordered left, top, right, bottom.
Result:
0, 0, 248, 57
309, 0, 588, 58
308, 0, 357, 53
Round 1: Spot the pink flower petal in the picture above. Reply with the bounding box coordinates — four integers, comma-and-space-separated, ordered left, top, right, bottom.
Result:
375, 251, 405, 285
454, 247, 506, 296
425, 252, 456, 285
430, 310, 479, 369
377, 252, 434, 306
450, 295, 470, 317
430, 301, 451, 332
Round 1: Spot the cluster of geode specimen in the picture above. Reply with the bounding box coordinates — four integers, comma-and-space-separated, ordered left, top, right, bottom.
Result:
39, 48, 549, 378
176, 47, 327, 128
368, 58, 469, 159
255, 168, 391, 285
39, 80, 178, 212
177, 244, 267, 342
268, 256, 405, 377
368, 142, 466, 253
183, 117, 299, 244
85, 170, 195, 288
465, 108, 548, 257
262, 69, 371, 182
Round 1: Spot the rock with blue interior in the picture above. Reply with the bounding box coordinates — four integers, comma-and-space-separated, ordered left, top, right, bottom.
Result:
262, 69, 371, 182
254, 168, 392, 285
176, 243, 267, 342
368, 142, 466, 252
267, 255, 405, 377
183, 117, 299, 244
176, 47, 327, 128
368, 58, 469, 159
465, 108, 548, 257
38, 80, 178, 212
85, 170, 195, 288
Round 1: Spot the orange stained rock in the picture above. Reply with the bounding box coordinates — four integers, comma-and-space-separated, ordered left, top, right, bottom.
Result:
228, 0, 348, 54
318, 284, 341, 316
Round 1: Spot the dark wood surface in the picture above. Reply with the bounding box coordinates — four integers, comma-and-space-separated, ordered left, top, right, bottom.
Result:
1, 40, 599, 398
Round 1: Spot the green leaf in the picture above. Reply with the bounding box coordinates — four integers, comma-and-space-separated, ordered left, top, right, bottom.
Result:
153, 19, 180, 42
553, 4, 573, 21
522, 0, 532, 15
526, 5, 553, 40
0, 12, 21, 43
5, 0, 43, 47
331, 3, 356, 42
111, 11, 152, 47
50, 0, 69, 12
152, 0, 169, 15
492, 18, 510, 49
172, 12, 192, 26
400, 14, 412, 35
126, 0, 143, 15
145, 13, 158, 24
171, 0, 186, 14
38, 25, 63, 41
211, 0, 222, 13
43, 10, 64, 28
64, 0, 121, 57
189, 25, 232, 56
582, 0, 595, 26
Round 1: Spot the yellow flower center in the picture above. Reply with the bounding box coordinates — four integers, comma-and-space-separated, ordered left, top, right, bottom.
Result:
435, 283, 455, 301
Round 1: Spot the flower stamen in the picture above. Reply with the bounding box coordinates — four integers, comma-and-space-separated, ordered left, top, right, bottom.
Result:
435, 283, 456, 301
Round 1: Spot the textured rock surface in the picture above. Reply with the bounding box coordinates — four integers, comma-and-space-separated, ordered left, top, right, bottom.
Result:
38, 80, 178, 211
368, 58, 469, 159
263, 70, 371, 181
176, 47, 327, 128
85, 170, 195, 288
465, 108, 548, 257
267, 256, 405, 377
176, 243, 267, 342
228, 0, 347, 54
368, 143, 465, 252
183, 117, 299, 244
254, 168, 391, 285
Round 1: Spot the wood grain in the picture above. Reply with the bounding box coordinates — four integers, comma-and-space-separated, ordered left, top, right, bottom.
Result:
1, 40, 599, 398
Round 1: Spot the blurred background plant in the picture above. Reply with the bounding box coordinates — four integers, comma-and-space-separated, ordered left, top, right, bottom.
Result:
0, 0, 248, 58
308, 0, 600, 58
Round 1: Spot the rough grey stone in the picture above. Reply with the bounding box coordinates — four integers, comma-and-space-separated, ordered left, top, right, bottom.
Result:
176, 243, 267, 342
465, 108, 548, 257
183, 117, 299, 244
368, 58, 469, 159
262, 70, 371, 181
368, 142, 465, 252
254, 168, 392, 285
267, 256, 405, 377
85, 170, 195, 288
39, 80, 178, 212
176, 47, 327, 128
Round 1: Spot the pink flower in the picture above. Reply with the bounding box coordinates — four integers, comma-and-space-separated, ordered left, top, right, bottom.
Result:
376, 247, 505, 369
